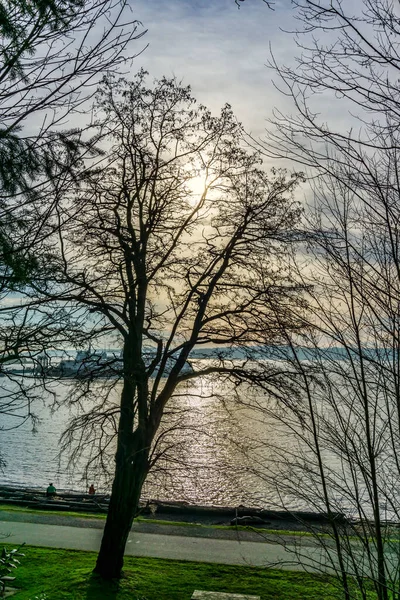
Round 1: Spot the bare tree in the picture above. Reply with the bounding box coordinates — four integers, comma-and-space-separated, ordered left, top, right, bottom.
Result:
35, 71, 305, 579
0, 0, 146, 323
234, 0, 275, 9
0, 0, 146, 460
0, 0, 146, 334
247, 1, 400, 598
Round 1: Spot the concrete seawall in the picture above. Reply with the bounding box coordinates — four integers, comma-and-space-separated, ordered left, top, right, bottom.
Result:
0, 484, 347, 531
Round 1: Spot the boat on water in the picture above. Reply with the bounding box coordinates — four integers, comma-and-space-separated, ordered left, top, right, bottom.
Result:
40, 348, 193, 379
55, 350, 109, 377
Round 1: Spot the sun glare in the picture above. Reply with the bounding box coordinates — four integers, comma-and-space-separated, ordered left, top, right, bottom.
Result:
186, 169, 207, 207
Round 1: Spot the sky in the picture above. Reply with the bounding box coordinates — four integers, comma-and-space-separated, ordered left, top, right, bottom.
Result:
125, 0, 298, 142
5, 0, 372, 348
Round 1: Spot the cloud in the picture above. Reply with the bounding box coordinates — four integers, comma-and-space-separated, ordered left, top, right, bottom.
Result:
128, 0, 298, 139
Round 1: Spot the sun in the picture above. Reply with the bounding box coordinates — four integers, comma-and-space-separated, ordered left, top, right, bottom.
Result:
185, 167, 208, 207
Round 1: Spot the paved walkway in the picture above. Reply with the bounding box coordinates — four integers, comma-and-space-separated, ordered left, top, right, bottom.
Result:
0, 517, 331, 572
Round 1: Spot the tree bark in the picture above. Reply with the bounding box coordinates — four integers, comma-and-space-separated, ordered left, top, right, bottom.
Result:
94, 448, 148, 579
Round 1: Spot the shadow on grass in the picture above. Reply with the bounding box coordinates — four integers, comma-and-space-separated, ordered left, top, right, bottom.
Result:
85, 572, 122, 600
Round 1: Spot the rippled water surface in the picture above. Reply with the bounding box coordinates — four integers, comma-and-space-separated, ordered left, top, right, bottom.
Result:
0, 366, 312, 509
1, 356, 396, 522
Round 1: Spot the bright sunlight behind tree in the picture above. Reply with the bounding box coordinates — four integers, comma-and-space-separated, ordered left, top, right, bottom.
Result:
33, 71, 306, 578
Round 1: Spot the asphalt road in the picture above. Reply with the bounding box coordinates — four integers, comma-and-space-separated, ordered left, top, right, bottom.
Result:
0, 519, 332, 572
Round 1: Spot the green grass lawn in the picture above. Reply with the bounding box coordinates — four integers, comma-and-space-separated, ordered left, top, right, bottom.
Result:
4, 545, 353, 600
0, 503, 108, 520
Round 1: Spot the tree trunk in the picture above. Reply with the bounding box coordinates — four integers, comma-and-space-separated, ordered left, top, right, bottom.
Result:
94, 442, 148, 579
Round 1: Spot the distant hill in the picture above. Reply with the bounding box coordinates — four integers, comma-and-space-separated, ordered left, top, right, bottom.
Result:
187, 345, 395, 362
42, 345, 394, 363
